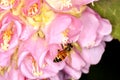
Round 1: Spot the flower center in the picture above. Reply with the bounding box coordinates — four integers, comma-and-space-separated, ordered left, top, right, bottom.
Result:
31, 3, 55, 27
28, 3, 39, 16
46, 0, 72, 10
1, 22, 13, 51
60, 0, 72, 10
0, 0, 14, 7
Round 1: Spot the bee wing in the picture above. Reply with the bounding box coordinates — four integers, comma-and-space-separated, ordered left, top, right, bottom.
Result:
65, 52, 72, 64
72, 42, 82, 52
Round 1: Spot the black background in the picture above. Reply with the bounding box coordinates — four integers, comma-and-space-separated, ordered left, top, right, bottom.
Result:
80, 39, 120, 80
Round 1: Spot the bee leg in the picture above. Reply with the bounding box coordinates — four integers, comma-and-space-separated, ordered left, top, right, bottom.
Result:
61, 44, 64, 49
66, 53, 72, 65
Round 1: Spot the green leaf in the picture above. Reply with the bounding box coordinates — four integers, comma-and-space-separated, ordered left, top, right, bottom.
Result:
89, 0, 120, 41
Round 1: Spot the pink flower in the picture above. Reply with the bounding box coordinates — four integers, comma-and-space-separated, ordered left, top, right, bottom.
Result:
0, 13, 35, 52
0, 0, 113, 80
76, 7, 112, 75
78, 7, 112, 48
45, 0, 97, 11
0, 13, 22, 52
38, 6, 112, 80
0, 0, 19, 10
43, 14, 83, 44
22, 0, 42, 16
61, 7, 112, 79
18, 37, 65, 79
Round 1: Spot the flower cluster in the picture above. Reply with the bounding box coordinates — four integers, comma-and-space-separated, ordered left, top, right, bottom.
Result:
0, 0, 112, 80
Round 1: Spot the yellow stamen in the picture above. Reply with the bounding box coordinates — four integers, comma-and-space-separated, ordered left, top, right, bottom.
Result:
37, 30, 45, 38
31, 29, 45, 40
65, 5, 87, 18
46, 0, 72, 10
28, 3, 39, 16
3, 29, 12, 42
61, 35, 68, 44
0, 0, 11, 7
11, 0, 24, 16
62, 29, 69, 44
10, 0, 15, 4
60, 0, 72, 10
63, 29, 69, 36
33, 3, 55, 27
0, 66, 9, 75
1, 22, 13, 51
32, 59, 43, 77
11, 47, 19, 69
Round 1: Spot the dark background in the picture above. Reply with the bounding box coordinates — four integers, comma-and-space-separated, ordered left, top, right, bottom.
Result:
80, 39, 120, 80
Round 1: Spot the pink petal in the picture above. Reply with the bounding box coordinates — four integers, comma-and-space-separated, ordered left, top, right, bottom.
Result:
81, 64, 90, 73
20, 56, 36, 79
67, 16, 83, 42
64, 65, 82, 79
20, 25, 36, 41
0, 53, 10, 66
98, 19, 112, 35
81, 42, 105, 64
72, 0, 97, 7
78, 8, 99, 47
18, 51, 29, 66
103, 35, 113, 42
66, 51, 86, 71
7, 69, 25, 80
47, 15, 71, 44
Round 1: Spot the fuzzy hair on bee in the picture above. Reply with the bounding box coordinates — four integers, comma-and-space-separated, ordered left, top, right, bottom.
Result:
53, 43, 73, 63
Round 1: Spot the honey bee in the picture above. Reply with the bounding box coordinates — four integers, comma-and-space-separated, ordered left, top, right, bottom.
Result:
53, 43, 73, 63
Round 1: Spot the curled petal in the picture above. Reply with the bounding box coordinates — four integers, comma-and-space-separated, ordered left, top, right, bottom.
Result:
78, 7, 112, 47
6, 68, 25, 80
46, 15, 71, 44
20, 56, 36, 79
78, 8, 99, 47
72, 0, 98, 7
45, 0, 97, 11
0, 53, 11, 66
45, 0, 72, 11
67, 16, 83, 42
0, 48, 15, 67
81, 64, 90, 74
66, 51, 86, 71
64, 65, 82, 79
20, 25, 37, 41
81, 42, 105, 64
98, 19, 112, 35
18, 51, 29, 67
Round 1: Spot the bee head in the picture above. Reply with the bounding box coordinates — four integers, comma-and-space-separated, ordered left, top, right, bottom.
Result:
67, 43, 73, 48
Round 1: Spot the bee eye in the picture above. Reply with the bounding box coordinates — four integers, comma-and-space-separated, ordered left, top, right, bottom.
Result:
59, 58, 62, 61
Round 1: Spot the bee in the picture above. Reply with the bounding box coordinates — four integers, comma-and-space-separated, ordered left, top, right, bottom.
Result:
53, 43, 73, 63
